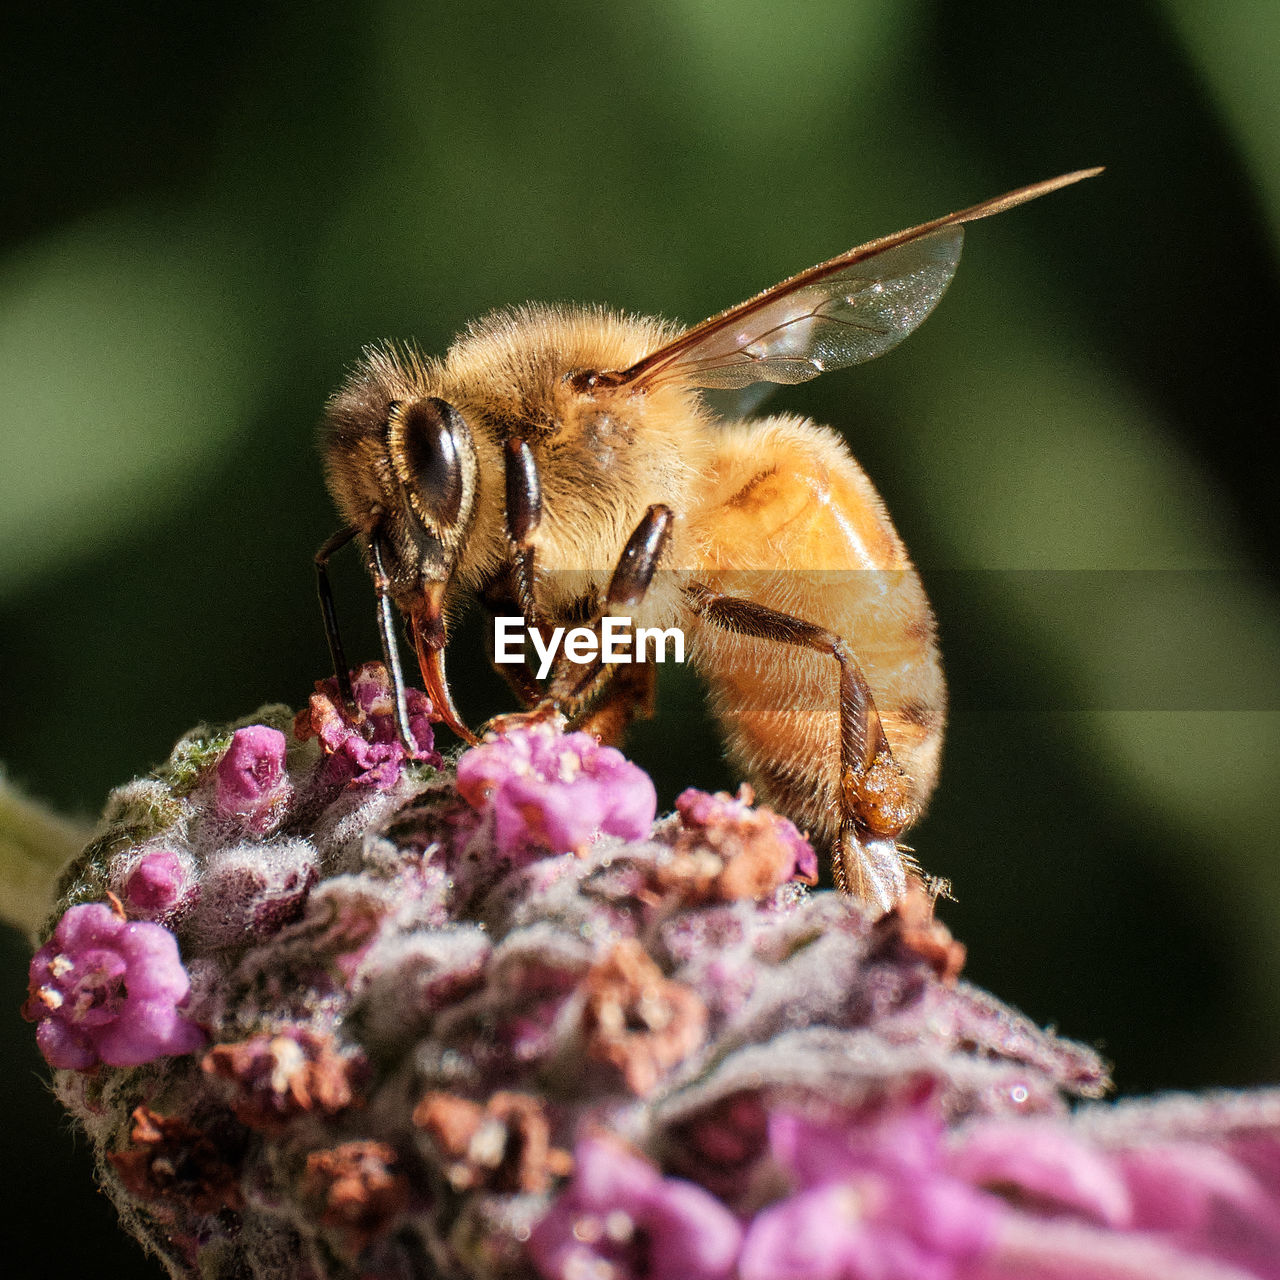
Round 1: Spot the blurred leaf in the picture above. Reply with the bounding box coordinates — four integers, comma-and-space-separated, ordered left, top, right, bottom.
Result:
0, 208, 281, 590
889, 264, 1280, 1024
657, 0, 911, 144
902, 341, 1238, 570
1096, 710, 1280, 939
0, 775, 90, 941
1163, 0, 1280, 243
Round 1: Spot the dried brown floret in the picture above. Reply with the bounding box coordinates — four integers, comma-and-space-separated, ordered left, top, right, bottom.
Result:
302, 1140, 409, 1257
413, 1090, 572, 1193
655, 787, 816, 904
869, 881, 966, 983
202, 1030, 365, 1131
581, 939, 707, 1095
108, 1106, 245, 1214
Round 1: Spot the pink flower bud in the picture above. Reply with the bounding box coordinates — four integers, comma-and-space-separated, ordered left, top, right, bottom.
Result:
123, 849, 196, 917
215, 726, 290, 831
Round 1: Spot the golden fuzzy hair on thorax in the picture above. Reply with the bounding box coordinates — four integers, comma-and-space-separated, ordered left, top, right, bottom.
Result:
438, 303, 681, 432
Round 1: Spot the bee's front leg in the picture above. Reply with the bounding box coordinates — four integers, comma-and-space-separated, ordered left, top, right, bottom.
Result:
683, 583, 918, 910
563, 663, 655, 747
314, 525, 360, 711
369, 533, 420, 750
479, 574, 545, 708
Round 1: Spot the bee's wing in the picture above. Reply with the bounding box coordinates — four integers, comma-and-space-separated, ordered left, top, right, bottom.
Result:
615, 169, 1101, 392
626, 228, 965, 390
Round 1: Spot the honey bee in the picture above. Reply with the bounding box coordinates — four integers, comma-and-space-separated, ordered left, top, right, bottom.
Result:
318, 168, 1101, 909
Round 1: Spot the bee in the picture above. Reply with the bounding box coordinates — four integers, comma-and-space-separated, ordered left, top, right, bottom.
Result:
318, 168, 1101, 910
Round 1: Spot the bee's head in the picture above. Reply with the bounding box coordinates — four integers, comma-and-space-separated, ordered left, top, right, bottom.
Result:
323, 380, 476, 570
322, 382, 480, 742
381, 397, 478, 742
323, 364, 481, 623
383, 395, 478, 586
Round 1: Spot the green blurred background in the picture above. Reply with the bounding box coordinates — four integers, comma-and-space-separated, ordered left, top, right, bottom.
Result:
2, 0, 1278, 1273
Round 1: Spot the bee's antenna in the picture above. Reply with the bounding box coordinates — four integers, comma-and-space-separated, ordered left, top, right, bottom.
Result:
315, 526, 359, 710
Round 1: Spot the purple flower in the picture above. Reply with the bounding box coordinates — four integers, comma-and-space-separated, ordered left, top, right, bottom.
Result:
950, 1118, 1131, 1228
294, 662, 442, 789
739, 1100, 1001, 1280
528, 1137, 742, 1280
955, 1105, 1280, 1279
215, 725, 291, 830
456, 718, 656, 855
30, 672, 1280, 1280
24, 903, 205, 1070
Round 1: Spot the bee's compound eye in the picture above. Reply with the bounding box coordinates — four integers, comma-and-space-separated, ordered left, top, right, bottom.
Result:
392, 397, 467, 527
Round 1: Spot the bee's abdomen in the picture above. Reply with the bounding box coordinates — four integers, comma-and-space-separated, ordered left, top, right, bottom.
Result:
683, 416, 945, 849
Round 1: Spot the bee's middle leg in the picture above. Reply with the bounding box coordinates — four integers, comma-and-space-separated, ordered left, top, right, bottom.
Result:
562, 662, 654, 745
503, 437, 543, 626
684, 582, 918, 909
547, 504, 672, 743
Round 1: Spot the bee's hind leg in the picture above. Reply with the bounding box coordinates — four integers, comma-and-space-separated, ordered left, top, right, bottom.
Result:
683, 582, 918, 910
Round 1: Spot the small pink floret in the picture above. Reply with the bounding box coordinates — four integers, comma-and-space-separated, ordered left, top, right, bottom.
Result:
296, 663, 441, 789
739, 1103, 1002, 1280
674, 787, 818, 884
457, 720, 656, 856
